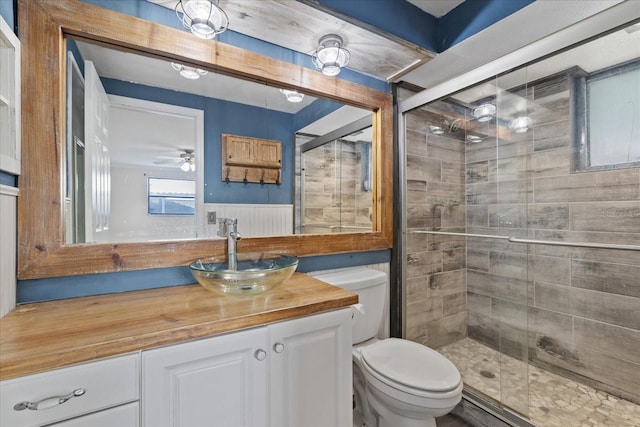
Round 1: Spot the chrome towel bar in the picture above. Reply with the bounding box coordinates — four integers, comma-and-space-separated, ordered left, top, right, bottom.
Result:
410, 230, 640, 251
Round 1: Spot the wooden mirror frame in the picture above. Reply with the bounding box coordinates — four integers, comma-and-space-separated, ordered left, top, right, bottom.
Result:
17, 0, 393, 279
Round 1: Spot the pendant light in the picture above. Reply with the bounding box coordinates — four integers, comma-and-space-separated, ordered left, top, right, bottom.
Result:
510, 116, 532, 133
279, 89, 304, 103
312, 34, 351, 77
175, 0, 229, 40
472, 103, 496, 122
171, 62, 208, 79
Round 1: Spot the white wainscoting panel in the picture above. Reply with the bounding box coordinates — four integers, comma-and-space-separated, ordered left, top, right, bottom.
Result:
203, 204, 293, 238
0, 185, 18, 317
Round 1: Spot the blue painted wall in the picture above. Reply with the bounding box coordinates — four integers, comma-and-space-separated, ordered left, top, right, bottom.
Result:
313, 0, 439, 52
293, 98, 343, 132
437, 0, 535, 50
315, 0, 535, 53
0, 0, 14, 31
0, 171, 16, 186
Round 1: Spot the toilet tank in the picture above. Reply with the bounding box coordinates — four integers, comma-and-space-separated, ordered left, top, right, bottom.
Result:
313, 268, 387, 344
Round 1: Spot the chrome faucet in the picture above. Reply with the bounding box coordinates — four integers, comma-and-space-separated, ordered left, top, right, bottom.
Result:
217, 218, 242, 270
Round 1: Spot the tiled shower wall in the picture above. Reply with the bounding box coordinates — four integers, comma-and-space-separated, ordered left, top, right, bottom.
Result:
301, 140, 372, 234
405, 107, 468, 348
465, 71, 640, 403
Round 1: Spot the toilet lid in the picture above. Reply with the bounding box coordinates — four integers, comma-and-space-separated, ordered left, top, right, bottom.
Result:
361, 338, 461, 392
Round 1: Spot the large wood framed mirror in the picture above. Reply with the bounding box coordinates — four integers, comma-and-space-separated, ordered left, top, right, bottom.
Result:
17, 0, 393, 279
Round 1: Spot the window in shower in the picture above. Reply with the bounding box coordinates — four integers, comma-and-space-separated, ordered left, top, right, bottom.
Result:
574, 59, 640, 171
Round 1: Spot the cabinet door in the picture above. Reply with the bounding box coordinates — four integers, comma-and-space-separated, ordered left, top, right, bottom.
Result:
223, 134, 255, 166
254, 139, 281, 168
142, 328, 268, 427
269, 308, 352, 427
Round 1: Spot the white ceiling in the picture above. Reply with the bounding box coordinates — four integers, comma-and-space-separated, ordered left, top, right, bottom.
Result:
75, 40, 317, 115
406, 0, 465, 18
452, 25, 640, 106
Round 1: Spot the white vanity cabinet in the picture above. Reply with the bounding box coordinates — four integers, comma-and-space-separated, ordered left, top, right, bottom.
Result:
142, 326, 268, 426
0, 354, 139, 427
268, 308, 352, 426
142, 308, 352, 427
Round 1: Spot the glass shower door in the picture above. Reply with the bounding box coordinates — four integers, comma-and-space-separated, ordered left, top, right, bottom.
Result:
400, 68, 532, 417
494, 68, 532, 416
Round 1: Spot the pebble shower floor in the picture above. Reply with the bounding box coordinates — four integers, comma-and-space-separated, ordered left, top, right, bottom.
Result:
439, 338, 640, 426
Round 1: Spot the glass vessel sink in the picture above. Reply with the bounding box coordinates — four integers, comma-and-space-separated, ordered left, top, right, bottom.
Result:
189, 253, 299, 295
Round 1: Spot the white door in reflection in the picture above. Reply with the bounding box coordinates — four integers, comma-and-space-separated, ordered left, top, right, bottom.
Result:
105, 96, 204, 243
84, 60, 111, 243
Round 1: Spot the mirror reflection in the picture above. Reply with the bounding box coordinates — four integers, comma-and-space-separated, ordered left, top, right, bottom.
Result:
296, 117, 373, 234
64, 37, 373, 244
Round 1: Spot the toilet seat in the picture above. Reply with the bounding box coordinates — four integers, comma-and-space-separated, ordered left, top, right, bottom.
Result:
360, 338, 461, 394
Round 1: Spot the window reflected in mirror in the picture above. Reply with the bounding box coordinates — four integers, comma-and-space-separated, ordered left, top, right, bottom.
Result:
148, 178, 196, 216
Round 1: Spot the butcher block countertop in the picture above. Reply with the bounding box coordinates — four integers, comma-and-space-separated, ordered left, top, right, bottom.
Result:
0, 273, 357, 381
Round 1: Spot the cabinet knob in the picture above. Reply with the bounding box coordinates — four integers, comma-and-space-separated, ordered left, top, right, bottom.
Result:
273, 342, 285, 353
14, 388, 86, 411
254, 349, 267, 361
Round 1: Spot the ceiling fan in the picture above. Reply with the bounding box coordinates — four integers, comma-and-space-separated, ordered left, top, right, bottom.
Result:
154, 149, 196, 171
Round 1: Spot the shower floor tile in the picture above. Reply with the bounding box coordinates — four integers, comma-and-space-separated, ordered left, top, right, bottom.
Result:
439, 338, 640, 427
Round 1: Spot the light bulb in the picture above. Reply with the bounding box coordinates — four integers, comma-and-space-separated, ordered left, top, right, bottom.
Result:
280, 89, 304, 103
510, 116, 532, 133
473, 103, 496, 122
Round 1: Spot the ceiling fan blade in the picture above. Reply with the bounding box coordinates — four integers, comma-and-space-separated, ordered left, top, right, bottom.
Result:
153, 149, 195, 165
153, 158, 182, 164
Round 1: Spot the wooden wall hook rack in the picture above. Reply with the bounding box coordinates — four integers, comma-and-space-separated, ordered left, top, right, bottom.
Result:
221, 134, 282, 185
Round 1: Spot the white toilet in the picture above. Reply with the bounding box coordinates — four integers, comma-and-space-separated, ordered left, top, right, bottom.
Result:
315, 268, 463, 427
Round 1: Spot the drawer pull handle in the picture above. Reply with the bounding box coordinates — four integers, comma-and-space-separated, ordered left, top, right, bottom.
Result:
14, 388, 86, 411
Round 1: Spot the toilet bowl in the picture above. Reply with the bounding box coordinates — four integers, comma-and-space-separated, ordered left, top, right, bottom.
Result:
354, 338, 462, 427
313, 268, 463, 427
